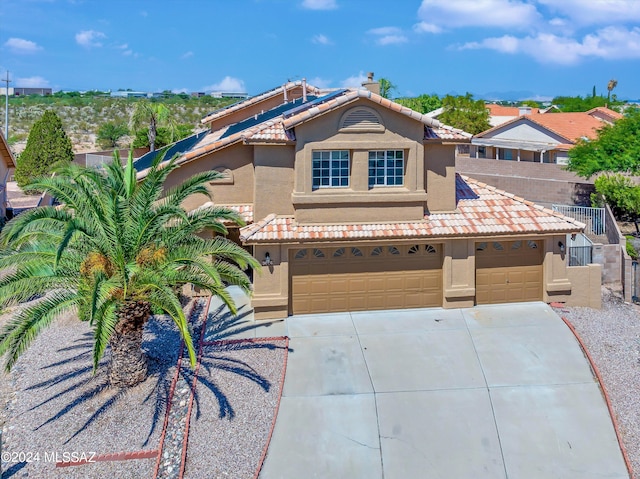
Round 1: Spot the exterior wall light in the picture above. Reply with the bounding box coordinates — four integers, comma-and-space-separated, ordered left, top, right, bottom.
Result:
262, 252, 273, 266
558, 241, 565, 253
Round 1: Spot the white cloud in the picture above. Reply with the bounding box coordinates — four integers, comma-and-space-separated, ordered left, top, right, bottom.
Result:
414, 22, 442, 34
307, 76, 332, 89
4, 38, 42, 54
416, 0, 541, 32
172, 88, 189, 94
537, 0, 640, 26
15, 76, 50, 88
203, 76, 246, 92
181, 51, 194, 59
459, 26, 640, 64
312, 34, 332, 45
302, 0, 337, 10
75, 30, 106, 48
368, 27, 409, 45
340, 72, 368, 89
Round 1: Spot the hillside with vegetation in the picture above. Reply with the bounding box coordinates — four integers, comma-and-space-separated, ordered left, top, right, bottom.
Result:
2, 91, 236, 155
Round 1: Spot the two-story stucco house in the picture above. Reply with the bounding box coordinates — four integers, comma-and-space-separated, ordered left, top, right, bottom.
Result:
135, 80, 601, 319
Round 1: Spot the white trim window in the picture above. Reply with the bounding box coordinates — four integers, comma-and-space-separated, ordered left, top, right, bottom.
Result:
312, 150, 350, 189
368, 150, 404, 187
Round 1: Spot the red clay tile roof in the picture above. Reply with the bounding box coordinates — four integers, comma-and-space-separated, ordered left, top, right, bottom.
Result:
239, 175, 584, 243
586, 107, 624, 121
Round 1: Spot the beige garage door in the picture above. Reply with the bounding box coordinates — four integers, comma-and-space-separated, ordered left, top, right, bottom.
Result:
475, 240, 543, 305
290, 244, 443, 315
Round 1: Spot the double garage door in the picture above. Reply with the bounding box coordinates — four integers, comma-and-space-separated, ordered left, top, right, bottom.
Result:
475, 239, 543, 304
290, 244, 443, 315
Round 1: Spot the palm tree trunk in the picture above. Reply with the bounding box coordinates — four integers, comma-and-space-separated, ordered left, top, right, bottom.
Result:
108, 300, 151, 388
148, 116, 157, 152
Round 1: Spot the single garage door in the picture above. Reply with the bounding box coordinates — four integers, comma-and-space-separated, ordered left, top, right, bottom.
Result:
290, 244, 443, 315
475, 239, 543, 305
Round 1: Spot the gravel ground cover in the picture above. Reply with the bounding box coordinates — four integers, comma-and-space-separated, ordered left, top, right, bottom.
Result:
0, 311, 182, 479
183, 338, 287, 479
554, 286, 640, 479
0, 301, 288, 479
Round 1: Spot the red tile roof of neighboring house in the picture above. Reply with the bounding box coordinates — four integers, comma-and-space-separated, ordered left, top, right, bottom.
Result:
476, 112, 607, 144
586, 107, 624, 121
526, 113, 605, 141
239, 175, 584, 243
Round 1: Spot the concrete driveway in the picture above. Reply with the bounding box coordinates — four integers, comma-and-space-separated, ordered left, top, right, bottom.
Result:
258, 302, 629, 479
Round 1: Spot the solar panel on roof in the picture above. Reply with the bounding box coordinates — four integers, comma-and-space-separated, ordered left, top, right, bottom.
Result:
281, 89, 347, 118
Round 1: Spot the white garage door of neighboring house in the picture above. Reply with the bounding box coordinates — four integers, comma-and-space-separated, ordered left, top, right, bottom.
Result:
290, 244, 443, 315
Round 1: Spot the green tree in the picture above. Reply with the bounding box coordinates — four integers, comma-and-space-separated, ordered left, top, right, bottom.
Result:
520, 100, 541, 108
15, 110, 73, 187
132, 124, 193, 149
395, 94, 442, 114
0, 152, 259, 387
591, 173, 640, 233
438, 93, 491, 134
567, 109, 640, 178
378, 78, 397, 99
552, 94, 621, 112
96, 122, 129, 149
129, 100, 175, 152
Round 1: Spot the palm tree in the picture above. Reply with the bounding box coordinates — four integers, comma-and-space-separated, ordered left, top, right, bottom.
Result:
0, 152, 259, 388
129, 100, 175, 152
607, 79, 618, 103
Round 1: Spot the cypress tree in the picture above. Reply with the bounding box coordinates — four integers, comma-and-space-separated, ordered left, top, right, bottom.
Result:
15, 110, 73, 187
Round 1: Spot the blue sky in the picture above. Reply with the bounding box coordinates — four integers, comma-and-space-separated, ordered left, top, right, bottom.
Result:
1, 0, 640, 101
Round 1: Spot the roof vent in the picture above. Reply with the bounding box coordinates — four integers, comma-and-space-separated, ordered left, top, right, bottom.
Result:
339, 106, 384, 132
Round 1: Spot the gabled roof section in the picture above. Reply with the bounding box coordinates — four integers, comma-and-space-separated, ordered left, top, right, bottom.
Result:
136, 86, 472, 178
0, 131, 16, 168
240, 174, 584, 243
586, 107, 623, 122
475, 112, 605, 144
200, 81, 322, 125
281, 88, 444, 130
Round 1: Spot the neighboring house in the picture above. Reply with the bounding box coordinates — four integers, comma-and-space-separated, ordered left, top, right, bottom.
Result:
470, 107, 622, 165
135, 80, 600, 319
0, 131, 16, 218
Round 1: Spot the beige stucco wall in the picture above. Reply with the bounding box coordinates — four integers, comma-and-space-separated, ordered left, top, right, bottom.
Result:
253, 145, 295, 219
425, 143, 456, 212
164, 143, 254, 211
291, 99, 427, 223
442, 239, 475, 307
560, 264, 602, 308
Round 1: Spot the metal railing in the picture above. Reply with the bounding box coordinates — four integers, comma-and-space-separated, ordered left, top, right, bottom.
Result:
568, 245, 593, 266
568, 233, 593, 266
553, 204, 606, 235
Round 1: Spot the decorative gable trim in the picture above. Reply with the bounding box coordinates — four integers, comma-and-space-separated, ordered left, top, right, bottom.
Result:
339, 106, 384, 132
